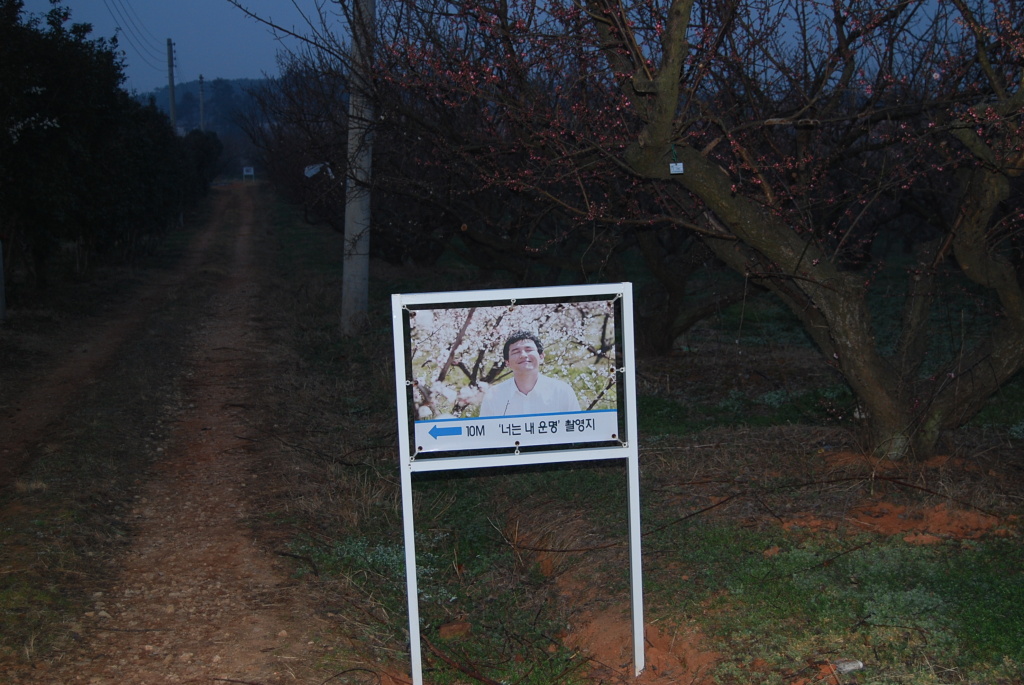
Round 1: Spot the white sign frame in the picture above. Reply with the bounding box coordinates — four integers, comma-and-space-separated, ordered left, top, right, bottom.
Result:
391, 283, 644, 683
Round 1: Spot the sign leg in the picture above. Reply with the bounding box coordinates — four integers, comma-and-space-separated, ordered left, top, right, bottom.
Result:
401, 461, 423, 685
628, 452, 645, 676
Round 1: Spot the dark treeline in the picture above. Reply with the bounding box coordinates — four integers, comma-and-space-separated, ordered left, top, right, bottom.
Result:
139, 77, 264, 176
0, 0, 222, 295
142, 77, 265, 136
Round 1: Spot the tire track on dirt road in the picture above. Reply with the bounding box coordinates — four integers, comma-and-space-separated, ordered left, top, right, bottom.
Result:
0, 197, 217, 490
19, 185, 333, 684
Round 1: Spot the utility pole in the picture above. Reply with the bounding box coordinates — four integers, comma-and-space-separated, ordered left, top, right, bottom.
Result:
199, 74, 205, 131
166, 38, 176, 131
339, 0, 375, 336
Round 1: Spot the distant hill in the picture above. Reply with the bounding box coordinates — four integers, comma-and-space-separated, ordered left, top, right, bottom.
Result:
134, 77, 268, 176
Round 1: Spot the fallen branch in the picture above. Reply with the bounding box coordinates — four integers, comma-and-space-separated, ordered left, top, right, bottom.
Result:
317, 667, 389, 685
873, 476, 999, 516
643, 492, 743, 536
423, 636, 503, 685
274, 550, 319, 576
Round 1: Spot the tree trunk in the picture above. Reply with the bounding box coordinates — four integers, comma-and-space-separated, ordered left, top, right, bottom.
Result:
633, 230, 749, 356
604, 3, 1024, 459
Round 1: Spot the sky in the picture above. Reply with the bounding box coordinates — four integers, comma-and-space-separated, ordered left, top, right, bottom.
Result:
20, 0, 314, 93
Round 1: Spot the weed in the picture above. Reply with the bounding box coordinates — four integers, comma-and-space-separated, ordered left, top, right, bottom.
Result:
972, 371, 1024, 434
637, 383, 859, 437
644, 513, 1024, 683
223, 198, 1024, 683
711, 295, 815, 348
637, 395, 699, 435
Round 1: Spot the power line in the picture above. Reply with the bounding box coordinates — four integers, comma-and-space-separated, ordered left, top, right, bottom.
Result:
111, 0, 164, 59
111, 28, 163, 73
118, 0, 162, 48
100, 0, 163, 71
103, 0, 162, 61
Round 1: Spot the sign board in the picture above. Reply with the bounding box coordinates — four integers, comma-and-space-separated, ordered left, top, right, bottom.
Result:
242, 166, 255, 181
391, 283, 644, 683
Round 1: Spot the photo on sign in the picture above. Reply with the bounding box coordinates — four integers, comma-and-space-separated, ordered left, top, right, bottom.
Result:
407, 300, 617, 422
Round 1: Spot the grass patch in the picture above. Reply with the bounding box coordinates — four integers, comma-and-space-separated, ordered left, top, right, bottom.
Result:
268, 200, 343, 278
281, 459, 630, 682
253, 212, 635, 678
638, 384, 857, 436
405, 469, 617, 684
644, 514, 1024, 683
256, 195, 1023, 682
709, 295, 815, 348
971, 371, 1024, 437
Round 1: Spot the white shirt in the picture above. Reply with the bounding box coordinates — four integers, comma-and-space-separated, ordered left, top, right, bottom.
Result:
479, 374, 581, 417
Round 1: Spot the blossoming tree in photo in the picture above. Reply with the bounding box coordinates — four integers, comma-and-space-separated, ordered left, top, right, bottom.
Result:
409, 300, 617, 419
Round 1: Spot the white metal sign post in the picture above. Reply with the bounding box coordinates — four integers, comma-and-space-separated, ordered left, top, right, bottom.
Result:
391, 283, 644, 684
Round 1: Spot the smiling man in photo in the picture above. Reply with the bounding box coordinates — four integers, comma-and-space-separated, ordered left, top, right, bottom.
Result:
479, 331, 581, 417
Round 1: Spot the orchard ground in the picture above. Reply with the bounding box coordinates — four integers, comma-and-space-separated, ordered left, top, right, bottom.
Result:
0, 183, 1022, 684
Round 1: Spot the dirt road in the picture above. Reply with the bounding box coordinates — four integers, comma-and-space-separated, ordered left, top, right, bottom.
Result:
2, 184, 341, 684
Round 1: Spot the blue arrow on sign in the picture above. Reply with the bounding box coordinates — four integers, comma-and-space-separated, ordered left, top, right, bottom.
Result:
429, 424, 463, 439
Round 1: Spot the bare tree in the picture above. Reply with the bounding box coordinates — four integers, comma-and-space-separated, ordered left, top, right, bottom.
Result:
236, 0, 1023, 457
366, 0, 1024, 458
